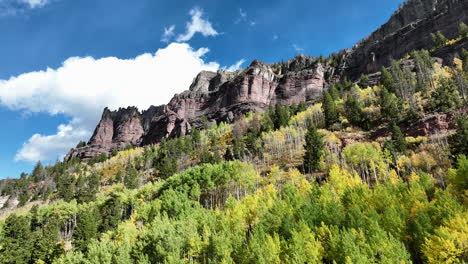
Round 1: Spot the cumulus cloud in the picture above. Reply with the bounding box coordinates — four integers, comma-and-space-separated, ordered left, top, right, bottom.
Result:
20, 0, 48, 8
225, 59, 246, 72
235, 8, 247, 24
161, 25, 175, 43
0, 43, 220, 163
0, 0, 51, 15
177, 8, 218, 42
293, 44, 304, 52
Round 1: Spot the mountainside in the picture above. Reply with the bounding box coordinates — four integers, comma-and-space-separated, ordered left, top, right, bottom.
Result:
1, 0, 468, 263
66, 0, 468, 161
344, 0, 468, 77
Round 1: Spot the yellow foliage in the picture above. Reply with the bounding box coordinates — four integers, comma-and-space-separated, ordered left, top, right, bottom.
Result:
324, 164, 362, 199
289, 103, 324, 129
454, 58, 463, 71
423, 212, 468, 264
388, 170, 401, 185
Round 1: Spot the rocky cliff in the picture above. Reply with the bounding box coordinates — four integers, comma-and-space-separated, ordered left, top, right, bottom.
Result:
66, 56, 329, 160
66, 0, 468, 160
344, 0, 468, 78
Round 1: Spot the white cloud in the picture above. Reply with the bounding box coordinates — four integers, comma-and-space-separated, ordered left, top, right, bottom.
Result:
0, 43, 220, 163
177, 8, 218, 42
161, 25, 175, 43
20, 0, 48, 8
293, 44, 304, 52
225, 59, 246, 72
0, 0, 51, 15
235, 8, 247, 24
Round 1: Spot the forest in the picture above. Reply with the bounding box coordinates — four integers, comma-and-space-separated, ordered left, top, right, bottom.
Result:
0, 27, 467, 264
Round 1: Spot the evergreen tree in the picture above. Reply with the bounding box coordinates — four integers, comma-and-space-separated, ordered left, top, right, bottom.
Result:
74, 209, 99, 252
390, 122, 407, 153
322, 92, 339, 128
380, 88, 400, 122
430, 78, 461, 112
328, 85, 340, 101
345, 95, 363, 126
124, 165, 139, 189
381, 66, 395, 93
0, 214, 33, 264
449, 115, 468, 158
359, 74, 370, 88
431, 31, 448, 48
462, 48, 468, 74
459, 22, 468, 38
31, 161, 46, 183
303, 125, 324, 173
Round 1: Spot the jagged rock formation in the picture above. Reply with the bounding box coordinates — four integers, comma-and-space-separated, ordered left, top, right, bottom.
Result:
66, 57, 328, 160
345, 0, 468, 78
66, 0, 468, 160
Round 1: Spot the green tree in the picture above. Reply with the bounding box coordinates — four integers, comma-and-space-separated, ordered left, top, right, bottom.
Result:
74, 209, 99, 252
381, 66, 395, 93
31, 161, 46, 183
0, 214, 33, 264
430, 78, 461, 112
345, 95, 363, 126
380, 88, 400, 122
462, 48, 468, 73
431, 31, 448, 48
359, 74, 370, 88
449, 115, 468, 158
322, 92, 339, 128
303, 125, 324, 173
459, 22, 468, 38
390, 122, 407, 153
124, 165, 139, 189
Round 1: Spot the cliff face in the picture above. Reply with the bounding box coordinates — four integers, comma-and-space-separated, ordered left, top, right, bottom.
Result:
66, 0, 468, 160
345, 0, 468, 78
66, 57, 327, 160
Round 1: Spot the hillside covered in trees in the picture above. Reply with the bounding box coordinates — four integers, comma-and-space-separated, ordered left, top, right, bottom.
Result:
1, 3, 468, 264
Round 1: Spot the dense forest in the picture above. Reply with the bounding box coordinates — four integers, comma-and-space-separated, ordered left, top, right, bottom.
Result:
0, 27, 467, 264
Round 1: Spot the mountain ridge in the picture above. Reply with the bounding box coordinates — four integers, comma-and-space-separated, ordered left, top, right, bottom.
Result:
66, 0, 468, 161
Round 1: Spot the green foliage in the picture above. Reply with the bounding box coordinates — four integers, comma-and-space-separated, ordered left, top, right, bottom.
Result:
345, 95, 365, 128
322, 92, 338, 128
390, 122, 407, 153
430, 78, 462, 112
459, 22, 468, 38
380, 88, 401, 122
450, 115, 468, 158
381, 66, 395, 93
0, 214, 33, 264
359, 74, 370, 88
73, 209, 99, 252
124, 165, 139, 189
431, 31, 448, 48
303, 125, 324, 173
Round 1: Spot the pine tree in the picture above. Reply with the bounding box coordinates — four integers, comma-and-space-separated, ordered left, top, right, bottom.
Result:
381, 66, 395, 93
322, 92, 339, 128
449, 115, 468, 158
462, 48, 468, 73
359, 74, 370, 88
124, 165, 139, 189
74, 209, 99, 252
459, 22, 468, 38
431, 32, 448, 48
0, 214, 33, 264
303, 125, 324, 173
345, 95, 363, 126
328, 85, 340, 101
380, 88, 400, 122
430, 78, 461, 112
390, 122, 407, 153
31, 161, 46, 183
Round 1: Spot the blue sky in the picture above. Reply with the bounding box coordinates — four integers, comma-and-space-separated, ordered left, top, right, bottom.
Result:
0, 0, 406, 179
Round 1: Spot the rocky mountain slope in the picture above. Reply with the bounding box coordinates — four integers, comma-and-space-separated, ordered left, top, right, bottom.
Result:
66, 0, 468, 161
